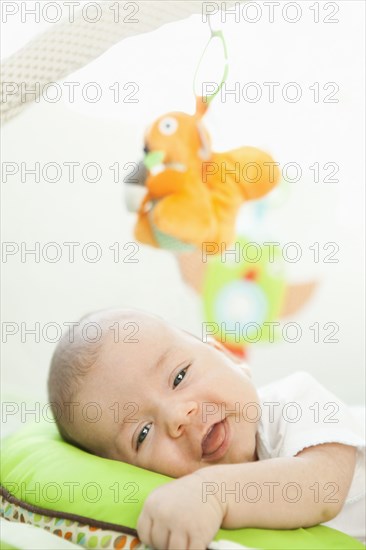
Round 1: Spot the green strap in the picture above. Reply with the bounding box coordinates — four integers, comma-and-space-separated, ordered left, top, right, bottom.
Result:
193, 16, 229, 105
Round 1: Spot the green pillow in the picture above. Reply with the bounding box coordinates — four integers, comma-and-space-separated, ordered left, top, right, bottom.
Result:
1, 422, 364, 550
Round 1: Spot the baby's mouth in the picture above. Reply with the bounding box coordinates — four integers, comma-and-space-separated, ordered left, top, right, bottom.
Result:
201, 419, 229, 460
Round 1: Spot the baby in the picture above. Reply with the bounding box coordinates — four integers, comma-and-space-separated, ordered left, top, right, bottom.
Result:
48, 308, 365, 550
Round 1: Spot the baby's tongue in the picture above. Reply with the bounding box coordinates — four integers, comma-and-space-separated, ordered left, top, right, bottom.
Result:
202, 421, 225, 456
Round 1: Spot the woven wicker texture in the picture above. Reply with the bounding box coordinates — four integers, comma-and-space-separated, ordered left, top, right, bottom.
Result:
1, 1, 207, 123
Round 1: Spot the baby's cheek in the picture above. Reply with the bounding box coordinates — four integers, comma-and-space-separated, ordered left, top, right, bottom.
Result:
146, 443, 196, 478
242, 425, 258, 462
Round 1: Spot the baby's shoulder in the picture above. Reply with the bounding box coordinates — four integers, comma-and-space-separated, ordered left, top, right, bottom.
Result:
258, 371, 321, 403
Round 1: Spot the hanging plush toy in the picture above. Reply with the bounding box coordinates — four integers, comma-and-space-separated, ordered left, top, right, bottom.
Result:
123, 21, 316, 358
125, 26, 281, 251
178, 238, 317, 358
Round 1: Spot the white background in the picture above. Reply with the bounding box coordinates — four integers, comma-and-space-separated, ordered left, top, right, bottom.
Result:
1, 1, 365, 405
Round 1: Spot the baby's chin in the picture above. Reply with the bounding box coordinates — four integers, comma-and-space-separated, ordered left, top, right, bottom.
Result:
167, 444, 258, 477
215, 441, 258, 466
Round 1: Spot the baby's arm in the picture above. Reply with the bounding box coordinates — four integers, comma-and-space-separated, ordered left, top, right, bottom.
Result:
195, 442, 357, 529
137, 442, 356, 549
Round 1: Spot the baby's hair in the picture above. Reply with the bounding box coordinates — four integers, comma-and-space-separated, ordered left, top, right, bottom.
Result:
47, 310, 107, 449
47, 307, 160, 450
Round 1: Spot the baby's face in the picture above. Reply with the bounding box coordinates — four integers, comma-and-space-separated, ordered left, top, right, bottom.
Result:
74, 313, 259, 478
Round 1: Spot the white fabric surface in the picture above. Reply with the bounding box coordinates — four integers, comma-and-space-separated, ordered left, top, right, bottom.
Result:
257, 372, 366, 543
0, 517, 81, 550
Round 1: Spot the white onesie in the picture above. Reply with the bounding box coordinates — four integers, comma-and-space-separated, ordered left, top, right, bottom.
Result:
256, 372, 365, 543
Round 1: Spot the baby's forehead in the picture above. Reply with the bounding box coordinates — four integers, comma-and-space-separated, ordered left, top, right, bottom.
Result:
103, 311, 174, 341
108, 318, 199, 372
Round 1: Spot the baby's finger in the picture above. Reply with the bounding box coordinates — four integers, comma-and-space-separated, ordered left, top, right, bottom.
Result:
188, 535, 207, 550
136, 514, 153, 547
150, 521, 169, 550
167, 531, 190, 550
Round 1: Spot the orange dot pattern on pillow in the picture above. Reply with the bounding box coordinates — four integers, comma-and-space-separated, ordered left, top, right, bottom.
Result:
1, 495, 143, 549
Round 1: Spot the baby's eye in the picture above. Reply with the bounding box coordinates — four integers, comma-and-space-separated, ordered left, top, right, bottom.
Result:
173, 367, 188, 389
137, 423, 151, 449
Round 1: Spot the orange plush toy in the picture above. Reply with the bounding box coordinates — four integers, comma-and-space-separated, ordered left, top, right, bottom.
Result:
125, 96, 280, 251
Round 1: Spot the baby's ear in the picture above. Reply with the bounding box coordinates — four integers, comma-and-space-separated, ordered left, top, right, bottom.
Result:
206, 336, 224, 351
239, 362, 252, 378
206, 338, 252, 376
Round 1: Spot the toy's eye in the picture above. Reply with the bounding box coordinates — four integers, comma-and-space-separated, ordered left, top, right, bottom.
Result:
158, 117, 178, 136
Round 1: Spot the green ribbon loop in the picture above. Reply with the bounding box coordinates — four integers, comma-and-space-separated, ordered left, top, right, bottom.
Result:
193, 17, 229, 105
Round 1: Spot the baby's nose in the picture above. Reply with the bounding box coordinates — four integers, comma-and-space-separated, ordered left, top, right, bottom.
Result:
165, 401, 198, 438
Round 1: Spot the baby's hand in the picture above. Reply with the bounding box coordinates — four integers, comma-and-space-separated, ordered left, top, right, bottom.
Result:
137, 473, 225, 550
